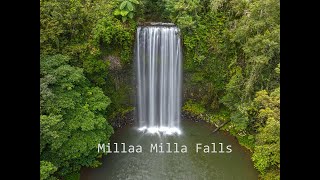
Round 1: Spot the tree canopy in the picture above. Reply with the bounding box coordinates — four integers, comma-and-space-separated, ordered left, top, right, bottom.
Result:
40, 54, 113, 179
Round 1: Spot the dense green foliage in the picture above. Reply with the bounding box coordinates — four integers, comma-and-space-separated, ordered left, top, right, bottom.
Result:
40, 0, 137, 121
40, 55, 113, 179
40, 161, 57, 180
40, 0, 279, 179
252, 88, 280, 178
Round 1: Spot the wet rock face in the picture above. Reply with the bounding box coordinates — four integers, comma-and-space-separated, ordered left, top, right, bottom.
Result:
109, 111, 206, 130
105, 55, 122, 71
110, 111, 135, 130
181, 111, 202, 123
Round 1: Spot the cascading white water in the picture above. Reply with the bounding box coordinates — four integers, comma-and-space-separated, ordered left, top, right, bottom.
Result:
135, 23, 182, 135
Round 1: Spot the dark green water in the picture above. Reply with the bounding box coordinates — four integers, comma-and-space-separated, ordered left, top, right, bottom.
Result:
81, 120, 258, 180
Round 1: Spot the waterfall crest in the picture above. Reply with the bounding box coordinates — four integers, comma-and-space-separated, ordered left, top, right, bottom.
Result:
135, 24, 182, 135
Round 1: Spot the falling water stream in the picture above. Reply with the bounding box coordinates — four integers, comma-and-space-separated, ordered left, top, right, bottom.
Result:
136, 23, 182, 134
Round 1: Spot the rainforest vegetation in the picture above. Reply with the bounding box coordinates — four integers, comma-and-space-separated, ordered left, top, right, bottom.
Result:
40, 0, 280, 179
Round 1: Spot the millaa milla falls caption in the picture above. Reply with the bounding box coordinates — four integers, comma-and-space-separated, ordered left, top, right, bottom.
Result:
98, 143, 232, 154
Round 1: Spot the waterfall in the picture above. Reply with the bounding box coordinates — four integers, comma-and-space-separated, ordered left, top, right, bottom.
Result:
135, 23, 182, 135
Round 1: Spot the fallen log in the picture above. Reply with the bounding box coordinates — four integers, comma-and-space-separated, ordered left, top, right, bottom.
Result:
212, 120, 231, 133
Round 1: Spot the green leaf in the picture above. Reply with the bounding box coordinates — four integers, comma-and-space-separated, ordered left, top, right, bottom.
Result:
119, 1, 127, 10
120, 10, 129, 16
128, 12, 133, 19
126, 1, 134, 11
129, 0, 139, 4
113, 9, 121, 16
122, 16, 127, 22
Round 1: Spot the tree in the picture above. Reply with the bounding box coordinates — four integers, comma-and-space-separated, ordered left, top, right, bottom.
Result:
40, 55, 113, 179
252, 88, 280, 178
40, 161, 57, 180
